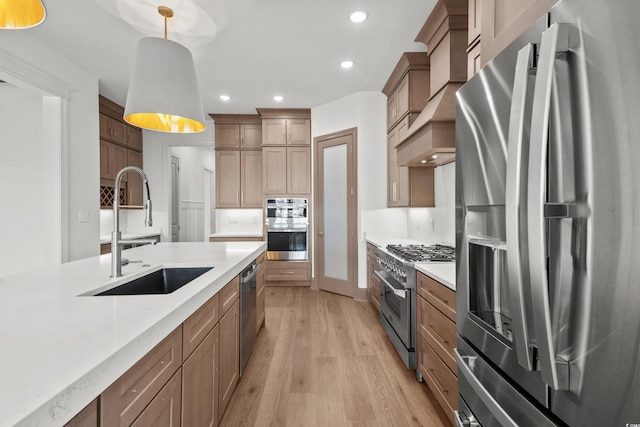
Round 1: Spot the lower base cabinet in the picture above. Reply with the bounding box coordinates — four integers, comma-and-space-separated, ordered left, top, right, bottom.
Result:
218, 300, 240, 420
72, 257, 263, 427
182, 325, 219, 427
131, 370, 182, 427
265, 260, 311, 286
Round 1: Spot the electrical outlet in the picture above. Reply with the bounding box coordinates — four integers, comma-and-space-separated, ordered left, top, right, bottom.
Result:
78, 211, 89, 223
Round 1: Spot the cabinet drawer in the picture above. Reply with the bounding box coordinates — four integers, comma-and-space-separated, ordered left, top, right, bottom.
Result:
183, 293, 219, 361
417, 272, 456, 322
256, 251, 266, 265
369, 274, 380, 311
101, 326, 182, 427
420, 335, 458, 416
219, 276, 239, 317
265, 261, 310, 282
418, 295, 456, 373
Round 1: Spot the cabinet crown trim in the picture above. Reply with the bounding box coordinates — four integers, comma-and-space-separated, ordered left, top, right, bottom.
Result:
256, 108, 311, 119
209, 114, 261, 124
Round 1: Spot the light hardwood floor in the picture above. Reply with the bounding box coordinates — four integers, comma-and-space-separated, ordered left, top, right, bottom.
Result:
221, 287, 450, 427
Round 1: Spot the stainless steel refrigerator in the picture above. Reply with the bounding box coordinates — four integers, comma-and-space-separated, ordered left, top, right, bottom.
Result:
455, 0, 640, 425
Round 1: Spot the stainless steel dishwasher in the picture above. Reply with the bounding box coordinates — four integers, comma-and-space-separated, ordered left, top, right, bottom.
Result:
240, 260, 258, 376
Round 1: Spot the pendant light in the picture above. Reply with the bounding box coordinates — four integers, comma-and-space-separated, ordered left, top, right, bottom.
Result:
0, 0, 46, 29
124, 6, 206, 133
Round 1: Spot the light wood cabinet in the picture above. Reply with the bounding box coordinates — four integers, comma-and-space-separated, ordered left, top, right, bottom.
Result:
265, 261, 311, 286
214, 123, 262, 149
126, 126, 143, 151
100, 327, 183, 426
382, 53, 430, 133
64, 399, 98, 427
100, 112, 127, 146
366, 244, 380, 312
215, 149, 263, 208
126, 149, 143, 206
416, 271, 457, 423
183, 325, 219, 427
99, 96, 144, 209
387, 126, 435, 208
183, 293, 219, 360
262, 146, 311, 195
256, 253, 266, 331
131, 369, 182, 427
479, 0, 557, 66
218, 299, 240, 420
261, 118, 310, 145
218, 276, 240, 317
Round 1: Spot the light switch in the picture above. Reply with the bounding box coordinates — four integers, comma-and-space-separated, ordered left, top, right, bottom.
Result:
78, 211, 89, 223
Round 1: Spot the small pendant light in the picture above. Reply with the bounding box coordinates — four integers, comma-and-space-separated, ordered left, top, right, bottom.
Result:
0, 0, 46, 29
124, 6, 206, 133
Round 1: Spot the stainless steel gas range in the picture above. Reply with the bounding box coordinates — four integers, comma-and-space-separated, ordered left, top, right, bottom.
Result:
376, 244, 455, 371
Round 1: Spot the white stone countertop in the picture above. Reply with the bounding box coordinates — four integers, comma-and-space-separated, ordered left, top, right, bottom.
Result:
209, 231, 264, 238
0, 241, 266, 427
415, 263, 456, 291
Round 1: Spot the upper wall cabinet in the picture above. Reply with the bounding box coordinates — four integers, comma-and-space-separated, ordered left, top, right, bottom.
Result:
257, 108, 311, 197
210, 114, 263, 208
212, 115, 263, 149
257, 109, 311, 146
382, 53, 430, 133
99, 96, 144, 209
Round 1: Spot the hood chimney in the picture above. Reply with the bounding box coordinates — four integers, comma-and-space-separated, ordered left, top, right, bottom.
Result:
396, 0, 468, 167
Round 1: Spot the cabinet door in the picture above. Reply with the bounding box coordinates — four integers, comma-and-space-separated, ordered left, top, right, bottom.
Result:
104, 141, 127, 182
131, 370, 182, 427
286, 147, 311, 194
387, 129, 409, 207
256, 266, 265, 331
262, 147, 287, 195
240, 151, 263, 207
240, 123, 262, 148
396, 75, 410, 121
126, 149, 143, 206
216, 151, 241, 208
64, 399, 98, 427
215, 123, 240, 148
387, 90, 398, 130
468, 0, 482, 45
183, 325, 219, 427
126, 126, 143, 151
262, 119, 287, 145
286, 119, 310, 145
100, 113, 127, 145
218, 299, 239, 420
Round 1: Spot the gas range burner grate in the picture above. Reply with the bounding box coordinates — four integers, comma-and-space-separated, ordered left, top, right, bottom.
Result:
386, 244, 456, 263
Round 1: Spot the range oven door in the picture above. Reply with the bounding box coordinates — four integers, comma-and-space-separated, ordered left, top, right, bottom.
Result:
266, 229, 308, 261
377, 270, 412, 349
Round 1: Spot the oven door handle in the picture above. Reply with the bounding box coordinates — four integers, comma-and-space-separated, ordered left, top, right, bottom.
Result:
375, 271, 407, 299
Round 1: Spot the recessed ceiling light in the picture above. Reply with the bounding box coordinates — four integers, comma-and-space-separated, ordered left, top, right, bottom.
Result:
219, 95, 231, 101
273, 95, 284, 102
432, 154, 439, 159
420, 159, 428, 164
350, 10, 368, 23
341, 60, 354, 69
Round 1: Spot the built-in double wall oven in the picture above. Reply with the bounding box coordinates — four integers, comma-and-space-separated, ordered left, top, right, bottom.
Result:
265, 198, 308, 261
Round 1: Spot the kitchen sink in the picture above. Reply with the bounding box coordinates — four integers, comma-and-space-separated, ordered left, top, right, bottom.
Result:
94, 267, 213, 296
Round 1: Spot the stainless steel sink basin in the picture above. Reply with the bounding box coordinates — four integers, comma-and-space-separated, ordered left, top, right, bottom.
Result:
95, 267, 213, 296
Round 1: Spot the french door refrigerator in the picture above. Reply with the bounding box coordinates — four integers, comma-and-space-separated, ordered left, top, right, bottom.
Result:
455, 0, 640, 425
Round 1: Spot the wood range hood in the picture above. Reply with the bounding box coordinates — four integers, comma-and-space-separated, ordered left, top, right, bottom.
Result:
396, 0, 468, 167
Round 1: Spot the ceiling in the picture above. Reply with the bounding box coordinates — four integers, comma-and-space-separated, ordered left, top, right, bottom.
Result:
28, 0, 436, 116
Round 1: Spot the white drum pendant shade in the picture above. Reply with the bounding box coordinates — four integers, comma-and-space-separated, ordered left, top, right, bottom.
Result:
124, 37, 206, 133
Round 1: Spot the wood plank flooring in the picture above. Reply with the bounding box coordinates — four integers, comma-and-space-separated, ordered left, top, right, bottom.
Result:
220, 287, 450, 427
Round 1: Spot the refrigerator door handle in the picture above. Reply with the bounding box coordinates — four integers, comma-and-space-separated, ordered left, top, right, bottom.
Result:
527, 22, 571, 391
455, 349, 518, 427
505, 43, 536, 372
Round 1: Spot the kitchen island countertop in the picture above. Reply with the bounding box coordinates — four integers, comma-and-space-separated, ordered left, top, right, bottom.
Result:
0, 241, 265, 427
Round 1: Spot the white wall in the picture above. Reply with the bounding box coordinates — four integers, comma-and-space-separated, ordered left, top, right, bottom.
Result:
141, 120, 215, 242
312, 91, 388, 290
0, 33, 99, 266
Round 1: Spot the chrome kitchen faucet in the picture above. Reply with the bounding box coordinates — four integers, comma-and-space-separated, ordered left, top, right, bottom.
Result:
111, 166, 155, 278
